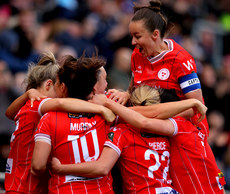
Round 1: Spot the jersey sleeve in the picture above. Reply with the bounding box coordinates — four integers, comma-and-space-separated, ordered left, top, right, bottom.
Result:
174, 53, 201, 94
169, 116, 195, 136
174, 51, 197, 76
104, 125, 128, 156
34, 113, 52, 145
37, 97, 52, 116
168, 118, 178, 136
178, 73, 201, 94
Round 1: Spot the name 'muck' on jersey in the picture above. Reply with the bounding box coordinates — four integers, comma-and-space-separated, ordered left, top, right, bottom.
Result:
104, 124, 178, 194
34, 111, 114, 194
5, 98, 50, 194
169, 116, 226, 194
131, 38, 209, 138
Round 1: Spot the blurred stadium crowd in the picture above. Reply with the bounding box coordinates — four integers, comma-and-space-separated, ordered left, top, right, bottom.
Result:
0, 0, 230, 190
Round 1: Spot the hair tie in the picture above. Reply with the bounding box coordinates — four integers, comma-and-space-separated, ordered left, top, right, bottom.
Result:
140, 100, 146, 106
149, 6, 160, 12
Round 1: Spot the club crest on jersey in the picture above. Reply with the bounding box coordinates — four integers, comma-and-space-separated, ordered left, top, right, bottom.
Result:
216, 176, 224, 190
108, 132, 114, 142
158, 68, 170, 80
217, 172, 226, 188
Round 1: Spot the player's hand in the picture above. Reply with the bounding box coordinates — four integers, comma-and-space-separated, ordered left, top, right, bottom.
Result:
89, 94, 108, 106
51, 157, 61, 174
89, 94, 116, 123
101, 107, 116, 123
193, 101, 208, 124
107, 89, 130, 105
27, 88, 47, 107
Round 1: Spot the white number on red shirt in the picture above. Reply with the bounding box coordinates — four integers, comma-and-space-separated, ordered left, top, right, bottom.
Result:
145, 149, 170, 182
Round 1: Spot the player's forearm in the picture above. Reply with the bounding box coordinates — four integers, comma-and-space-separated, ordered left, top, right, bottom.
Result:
41, 98, 115, 122
138, 99, 201, 119
31, 141, 51, 176
130, 105, 159, 118
104, 98, 147, 129
31, 155, 48, 176
57, 161, 109, 178
175, 107, 194, 119
153, 99, 196, 119
52, 147, 117, 177
143, 118, 175, 136
42, 98, 107, 114
169, 98, 205, 119
5, 91, 29, 120
129, 100, 194, 119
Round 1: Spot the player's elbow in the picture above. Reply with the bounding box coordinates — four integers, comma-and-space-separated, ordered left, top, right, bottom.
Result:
97, 169, 110, 177
139, 118, 151, 129
132, 117, 147, 129
31, 159, 46, 176
5, 111, 14, 120
142, 119, 152, 131
94, 165, 110, 176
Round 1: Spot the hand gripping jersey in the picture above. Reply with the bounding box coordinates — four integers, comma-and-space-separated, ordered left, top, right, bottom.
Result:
169, 116, 226, 194
5, 98, 50, 194
34, 111, 114, 194
104, 124, 178, 194
131, 38, 209, 137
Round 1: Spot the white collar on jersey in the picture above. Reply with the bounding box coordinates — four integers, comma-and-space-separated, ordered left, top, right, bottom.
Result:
147, 39, 173, 64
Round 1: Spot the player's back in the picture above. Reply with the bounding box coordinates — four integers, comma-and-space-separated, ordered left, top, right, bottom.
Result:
5, 99, 50, 194
169, 116, 225, 194
105, 124, 177, 194
36, 111, 114, 194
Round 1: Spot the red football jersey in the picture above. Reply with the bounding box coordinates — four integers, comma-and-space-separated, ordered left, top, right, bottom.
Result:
5, 98, 50, 194
131, 39, 198, 98
131, 38, 209, 137
169, 116, 225, 194
104, 124, 178, 194
35, 111, 114, 194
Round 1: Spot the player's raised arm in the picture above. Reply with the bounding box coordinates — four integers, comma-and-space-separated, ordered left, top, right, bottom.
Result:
5, 89, 46, 120
40, 98, 116, 123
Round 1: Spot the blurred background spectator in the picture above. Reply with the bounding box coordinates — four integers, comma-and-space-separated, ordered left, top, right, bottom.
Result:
0, 0, 229, 191
107, 47, 132, 90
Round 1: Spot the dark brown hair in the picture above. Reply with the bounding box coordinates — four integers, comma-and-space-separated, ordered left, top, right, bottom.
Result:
58, 54, 106, 100
132, 0, 168, 38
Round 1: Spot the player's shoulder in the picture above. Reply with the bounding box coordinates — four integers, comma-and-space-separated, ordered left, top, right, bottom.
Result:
167, 40, 196, 73
15, 98, 46, 119
172, 116, 196, 129
40, 110, 63, 121
172, 116, 189, 123
24, 98, 41, 109
132, 48, 143, 58
108, 124, 132, 143
132, 47, 139, 55
24, 97, 51, 111
110, 124, 130, 132
167, 39, 193, 59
